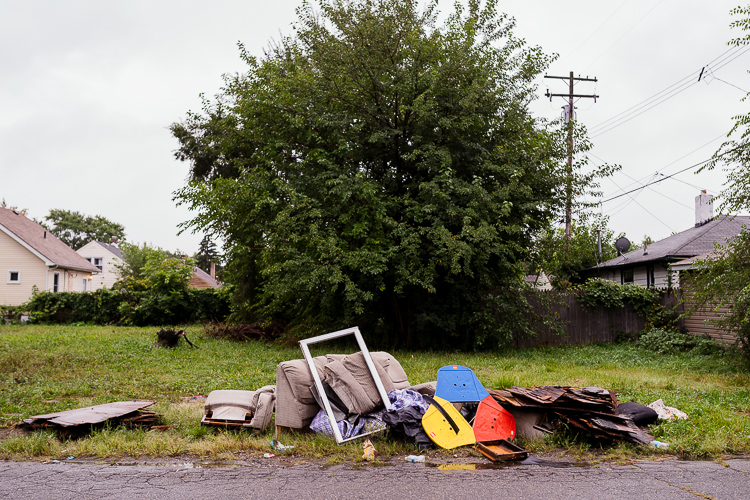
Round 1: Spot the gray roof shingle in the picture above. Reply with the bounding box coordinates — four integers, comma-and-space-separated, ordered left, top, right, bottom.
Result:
593, 215, 750, 269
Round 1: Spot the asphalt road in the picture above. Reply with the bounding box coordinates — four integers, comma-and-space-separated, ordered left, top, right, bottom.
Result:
2, 457, 749, 500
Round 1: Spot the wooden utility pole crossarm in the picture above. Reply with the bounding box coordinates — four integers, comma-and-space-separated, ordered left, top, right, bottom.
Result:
544, 72, 599, 242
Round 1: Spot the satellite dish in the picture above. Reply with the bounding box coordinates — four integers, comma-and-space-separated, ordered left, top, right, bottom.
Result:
615, 237, 631, 255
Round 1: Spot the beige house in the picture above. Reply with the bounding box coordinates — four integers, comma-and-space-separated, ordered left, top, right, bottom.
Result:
0, 207, 99, 306
189, 264, 220, 289
76, 241, 124, 291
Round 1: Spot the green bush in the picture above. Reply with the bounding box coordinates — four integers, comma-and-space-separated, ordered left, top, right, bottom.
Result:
576, 278, 658, 316
24, 287, 230, 326
0, 305, 25, 323
637, 328, 727, 356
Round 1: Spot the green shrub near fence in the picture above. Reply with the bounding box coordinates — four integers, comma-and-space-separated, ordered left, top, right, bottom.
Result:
23, 287, 231, 326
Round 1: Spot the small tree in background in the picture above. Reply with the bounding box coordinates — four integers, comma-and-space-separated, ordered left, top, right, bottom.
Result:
41, 209, 126, 250
194, 234, 222, 280
115, 242, 194, 292
532, 215, 619, 288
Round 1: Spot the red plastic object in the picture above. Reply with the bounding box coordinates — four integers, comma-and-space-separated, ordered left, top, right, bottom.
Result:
473, 395, 516, 442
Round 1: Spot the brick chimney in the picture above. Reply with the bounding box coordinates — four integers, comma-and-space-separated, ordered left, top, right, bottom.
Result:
210, 261, 216, 279
695, 190, 713, 227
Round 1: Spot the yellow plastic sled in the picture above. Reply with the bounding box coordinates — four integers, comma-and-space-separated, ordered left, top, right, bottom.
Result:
421, 395, 476, 449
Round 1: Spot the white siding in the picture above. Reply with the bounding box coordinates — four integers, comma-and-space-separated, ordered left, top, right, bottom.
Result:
76, 242, 123, 290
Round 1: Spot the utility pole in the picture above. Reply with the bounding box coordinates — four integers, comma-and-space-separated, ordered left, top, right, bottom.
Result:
545, 72, 598, 241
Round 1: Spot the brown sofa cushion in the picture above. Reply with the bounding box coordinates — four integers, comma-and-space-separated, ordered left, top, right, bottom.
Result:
324, 352, 395, 415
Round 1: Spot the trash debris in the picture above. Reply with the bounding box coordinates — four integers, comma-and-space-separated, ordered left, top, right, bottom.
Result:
648, 399, 688, 421
489, 386, 618, 414
421, 395, 475, 449
475, 439, 528, 462
473, 395, 516, 442
298, 327, 393, 444
435, 365, 490, 403
650, 440, 670, 449
19, 401, 158, 435
381, 390, 433, 450
405, 455, 425, 462
617, 402, 658, 426
202, 387, 276, 431
362, 439, 376, 461
488, 386, 654, 445
152, 328, 195, 349
263, 453, 275, 458
270, 440, 294, 452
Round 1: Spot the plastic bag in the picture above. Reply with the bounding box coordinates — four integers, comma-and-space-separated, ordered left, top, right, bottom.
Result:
362, 439, 376, 461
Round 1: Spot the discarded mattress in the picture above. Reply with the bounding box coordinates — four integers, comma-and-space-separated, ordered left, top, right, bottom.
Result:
435, 365, 489, 403
202, 385, 276, 431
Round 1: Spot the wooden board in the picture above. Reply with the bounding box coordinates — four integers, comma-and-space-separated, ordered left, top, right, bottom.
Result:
474, 439, 528, 462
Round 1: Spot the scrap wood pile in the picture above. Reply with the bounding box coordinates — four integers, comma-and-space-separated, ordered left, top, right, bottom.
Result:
18, 401, 159, 435
203, 321, 286, 342
488, 386, 654, 445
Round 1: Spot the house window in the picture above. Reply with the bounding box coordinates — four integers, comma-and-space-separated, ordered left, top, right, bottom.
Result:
53, 272, 60, 292
621, 269, 634, 284
646, 265, 655, 288
85, 257, 103, 272
7, 271, 20, 283
82, 278, 88, 291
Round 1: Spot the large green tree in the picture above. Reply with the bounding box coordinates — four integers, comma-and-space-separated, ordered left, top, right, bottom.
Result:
691, 5, 750, 362
171, 0, 597, 348
42, 209, 126, 250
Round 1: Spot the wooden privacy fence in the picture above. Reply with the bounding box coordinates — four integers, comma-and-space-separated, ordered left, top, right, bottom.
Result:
514, 290, 684, 348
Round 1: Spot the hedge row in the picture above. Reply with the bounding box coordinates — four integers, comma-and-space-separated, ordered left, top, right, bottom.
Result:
23, 287, 231, 326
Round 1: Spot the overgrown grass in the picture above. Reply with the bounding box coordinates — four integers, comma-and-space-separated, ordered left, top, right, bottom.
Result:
1, 324, 748, 461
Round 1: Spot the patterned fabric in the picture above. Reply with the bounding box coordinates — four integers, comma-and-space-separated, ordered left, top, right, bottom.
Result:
648, 399, 688, 421
387, 389, 430, 413
309, 410, 386, 439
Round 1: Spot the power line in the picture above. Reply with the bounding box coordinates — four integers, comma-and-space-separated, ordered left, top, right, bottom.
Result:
589, 154, 693, 210
589, 45, 744, 133
601, 158, 711, 203
587, 46, 750, 138
604, 172, 675, 232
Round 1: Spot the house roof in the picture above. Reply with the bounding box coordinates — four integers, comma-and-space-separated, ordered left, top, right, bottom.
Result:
0, 207, 99, 273
591, 215, 750, 270
191, 266, 219, 288
93, 241, 123, 259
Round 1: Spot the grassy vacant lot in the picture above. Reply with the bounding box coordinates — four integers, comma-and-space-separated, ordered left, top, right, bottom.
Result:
1, 324, 748, 462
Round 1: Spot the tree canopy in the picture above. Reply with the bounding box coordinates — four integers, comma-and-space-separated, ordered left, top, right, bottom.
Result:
691, 5, 750, 362
114, 242, 194, 293
42, 209, 126, 250
171, 0, 600, 348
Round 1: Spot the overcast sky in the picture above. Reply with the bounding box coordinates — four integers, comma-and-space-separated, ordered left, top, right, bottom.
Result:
1, 0, 748, 254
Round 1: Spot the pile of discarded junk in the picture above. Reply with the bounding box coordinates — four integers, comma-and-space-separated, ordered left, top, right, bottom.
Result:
21, 327, 682, 460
